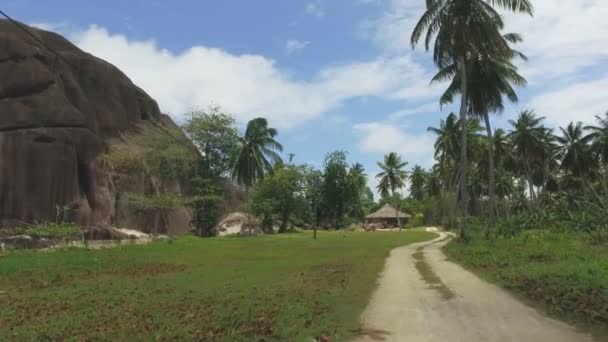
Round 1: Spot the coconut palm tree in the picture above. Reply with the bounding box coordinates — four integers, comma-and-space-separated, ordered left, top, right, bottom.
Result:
585, 112, 608, 192
411, 0, 533, 240
425, 164, 443, 198
428, 113, 461, 192
586, 112, 608, 163
232, 118, 283, 232
508, 110, 547, 205
410, 165, 427, 201
432, 38, 527, 237
376, 153, 408, 229
556, 122, 596, 192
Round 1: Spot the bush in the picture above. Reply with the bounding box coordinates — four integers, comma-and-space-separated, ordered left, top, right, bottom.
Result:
406, 213, 425, 228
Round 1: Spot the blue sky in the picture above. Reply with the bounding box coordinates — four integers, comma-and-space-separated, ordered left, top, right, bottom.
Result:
6, 0, 608, 195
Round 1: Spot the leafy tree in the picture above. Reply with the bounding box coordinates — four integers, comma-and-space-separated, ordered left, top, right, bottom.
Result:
250, 165, 305, 233
304, 168, 324, 239
376, 152, 408, 228
322, 151, 351, 228
183, 107, 239, 178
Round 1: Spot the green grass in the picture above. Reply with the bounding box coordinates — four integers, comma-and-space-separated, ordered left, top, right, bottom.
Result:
0, 230, 435, 341
444, 229, 608, 332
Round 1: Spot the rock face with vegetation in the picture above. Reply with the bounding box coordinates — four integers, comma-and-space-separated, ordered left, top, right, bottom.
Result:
0, 20, 191, 235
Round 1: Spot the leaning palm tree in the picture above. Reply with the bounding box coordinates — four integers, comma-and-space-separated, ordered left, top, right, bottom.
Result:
232, 118, 283, 232
376, 153, 408, 229
556, 122, 596, 192
411, 0, 533, 240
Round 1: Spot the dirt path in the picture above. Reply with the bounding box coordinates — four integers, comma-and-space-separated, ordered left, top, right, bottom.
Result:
354, 230, 594, 342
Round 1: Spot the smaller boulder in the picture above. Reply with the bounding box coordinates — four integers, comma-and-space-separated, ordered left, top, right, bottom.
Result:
0, 235, 53, 249
82, 226, 131, 240
215, 212, 262, 236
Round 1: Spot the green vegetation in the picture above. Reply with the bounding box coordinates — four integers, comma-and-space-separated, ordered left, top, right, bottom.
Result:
102, 122, 196, 179
0, 230, 435, 341
444, 225, 608, 328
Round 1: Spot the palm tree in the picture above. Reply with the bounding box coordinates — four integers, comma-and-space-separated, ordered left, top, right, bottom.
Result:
428, 113, 461, 192
349, 163, 368, 220
432, 38, 527, 237
376, 152, 408, 229
556, 122, 595, 192
411, 0, 533, 240
410, 165, 427, 201
586, 112, 608, 162
425, 164, 443, 198
508, 110, 547, 205
232, 118, 283, 232
585, 112, 608, 193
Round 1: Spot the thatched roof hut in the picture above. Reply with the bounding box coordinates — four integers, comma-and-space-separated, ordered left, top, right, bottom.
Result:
365, 204, 410, 227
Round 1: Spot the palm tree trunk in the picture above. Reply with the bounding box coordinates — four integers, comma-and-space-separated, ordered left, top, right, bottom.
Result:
246, 186, 252, 235
483, 112, 496, 239
313, 202, 318, 240
525, 160, 535, 207
458, 56, 469, 241
393, 190, 401, 230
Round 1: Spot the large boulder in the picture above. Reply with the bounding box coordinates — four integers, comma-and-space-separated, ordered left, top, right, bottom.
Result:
0, 20, 190, 234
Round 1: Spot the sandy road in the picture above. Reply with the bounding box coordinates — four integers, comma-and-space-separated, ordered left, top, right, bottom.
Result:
354, 230, 595, 342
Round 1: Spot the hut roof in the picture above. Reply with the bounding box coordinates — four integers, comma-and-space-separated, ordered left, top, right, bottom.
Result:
365, 204, 411, 219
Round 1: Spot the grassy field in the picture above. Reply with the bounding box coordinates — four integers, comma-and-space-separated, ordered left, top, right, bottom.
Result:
0, 230, 434, 341
444, 229, 608, 332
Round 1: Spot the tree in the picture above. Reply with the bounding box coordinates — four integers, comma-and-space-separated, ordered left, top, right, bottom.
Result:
250, 165, 304, 233
432, 37, 527, 237
183, 107, 239, 178
585, 112, 608, 194
428, 113, 461, 192
376, 152, 408, 229
410, 165, 427, 201
508, 110, 548, 205
304, 168, 324, 239
556, 122, 596, 192
348, 163, 368, 220
322, 151, 351, 228
411, 0, 533, 240
424, 164, 443, 198
232, 118, 283, 233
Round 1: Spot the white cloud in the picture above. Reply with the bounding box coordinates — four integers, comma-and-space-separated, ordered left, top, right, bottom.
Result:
361, 0, 426, 52
354, 121, 435, 167
528, 77, 608, 127
366, 0, 608, 82
61, 25, 434, 129
503, 0, 608, 81
388, 102, 442, 121
305, 1, 326, 18
285, 39, 310, 54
